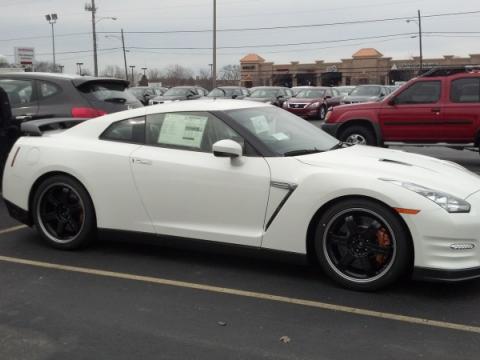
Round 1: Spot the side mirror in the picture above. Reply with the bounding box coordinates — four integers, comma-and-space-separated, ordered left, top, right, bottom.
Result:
324, 95, 332, 99
388, 98, 397, 106
232, 94, 238, 99
213, 139, 242, 158
277, 95, 284, 100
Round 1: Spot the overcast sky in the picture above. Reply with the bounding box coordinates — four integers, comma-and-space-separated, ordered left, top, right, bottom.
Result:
0, 0, 478, 75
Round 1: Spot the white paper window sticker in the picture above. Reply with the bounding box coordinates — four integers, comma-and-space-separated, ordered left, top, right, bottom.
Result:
250, 115, 270, 134
271, 132, 289, 141
158, 113, 208, 149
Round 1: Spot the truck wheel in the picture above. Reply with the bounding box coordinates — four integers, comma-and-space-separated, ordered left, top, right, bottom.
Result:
339, 125, 376, 146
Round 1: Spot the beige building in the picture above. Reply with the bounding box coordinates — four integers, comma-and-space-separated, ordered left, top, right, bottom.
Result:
240, 48, 480, 88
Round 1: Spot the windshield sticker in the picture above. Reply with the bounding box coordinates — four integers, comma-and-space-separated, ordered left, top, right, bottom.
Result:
159, 114, 208, 148
250, 115, 270, 134
271, 132, 289, 141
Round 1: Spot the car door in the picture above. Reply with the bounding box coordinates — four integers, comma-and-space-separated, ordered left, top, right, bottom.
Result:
378, 80, 443, 142
442, 77, 480, 142
130, 111, 271, 246
0, 77, 39, 120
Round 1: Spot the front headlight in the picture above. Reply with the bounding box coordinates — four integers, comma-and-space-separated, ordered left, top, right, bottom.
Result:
380, 179, 471, 213
307, 102, 320, 108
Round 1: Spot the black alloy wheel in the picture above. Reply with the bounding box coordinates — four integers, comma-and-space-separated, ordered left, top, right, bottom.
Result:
33, 175, 96, 249
315, 199, 411, 291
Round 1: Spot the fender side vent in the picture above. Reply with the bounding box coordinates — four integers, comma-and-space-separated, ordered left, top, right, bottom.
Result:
379, 159, 412, 166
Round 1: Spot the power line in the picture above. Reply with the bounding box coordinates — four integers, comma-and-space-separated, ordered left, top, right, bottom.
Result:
1, 9, 478, 43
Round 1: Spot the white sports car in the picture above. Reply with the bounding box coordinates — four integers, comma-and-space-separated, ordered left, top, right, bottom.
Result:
3, 100, 480, 290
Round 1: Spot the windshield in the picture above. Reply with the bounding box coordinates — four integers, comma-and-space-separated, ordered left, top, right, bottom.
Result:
226, 107, 339, 156
336, 87, 354, 96
296, 89, 326, 98
164, 88, 192, 96
350, 86, 381, 97
208, 88, 233, 97
250, 89, 280, 98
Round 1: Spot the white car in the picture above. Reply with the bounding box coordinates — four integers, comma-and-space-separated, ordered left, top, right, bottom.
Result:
3, 100, 480, 290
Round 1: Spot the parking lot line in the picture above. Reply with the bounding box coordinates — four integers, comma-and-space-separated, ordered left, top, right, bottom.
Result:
0, 225, 27, 235
0, 254, 479, 335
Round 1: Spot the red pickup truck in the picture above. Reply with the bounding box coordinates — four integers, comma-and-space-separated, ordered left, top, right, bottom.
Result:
322, 67, 480, 151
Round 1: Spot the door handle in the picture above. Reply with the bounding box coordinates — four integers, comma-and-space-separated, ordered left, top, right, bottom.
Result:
431, 108, 441, 114
132, 158, 152, 166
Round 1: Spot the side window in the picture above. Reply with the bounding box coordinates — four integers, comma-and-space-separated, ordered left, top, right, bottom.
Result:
146, 112, 244, 153
395, 81, 441, 105
0, 79, 34, 107
39, 81, 61, 98
451, 78, 480, 103
100, 117, 146, 144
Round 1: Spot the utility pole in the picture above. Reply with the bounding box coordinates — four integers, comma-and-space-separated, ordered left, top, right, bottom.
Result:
130, 65, 135, 85
418, 9, 423, 72
85, 0, 98, 76
121, 29, 128, 80
212, 0, 217, 89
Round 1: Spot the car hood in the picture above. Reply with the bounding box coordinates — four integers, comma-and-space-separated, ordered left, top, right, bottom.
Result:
343, 95, 380, 102
249, 97, 274, 103
152, 95, 186, 101
296, 145, 480, 199
287, 98, 321, 104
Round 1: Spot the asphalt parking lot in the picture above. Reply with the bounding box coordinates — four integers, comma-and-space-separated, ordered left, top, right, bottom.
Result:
1, 138, 480, 359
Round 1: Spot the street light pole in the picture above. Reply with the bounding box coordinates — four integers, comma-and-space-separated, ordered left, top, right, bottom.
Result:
130, 65, 135, 85
418, 9, 423, 72
45, 13, 58, 72
84, 0, 98, 76
212, 0, 217, 89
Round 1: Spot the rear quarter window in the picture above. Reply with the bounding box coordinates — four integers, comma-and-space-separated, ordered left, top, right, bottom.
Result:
450, 78, 480, 103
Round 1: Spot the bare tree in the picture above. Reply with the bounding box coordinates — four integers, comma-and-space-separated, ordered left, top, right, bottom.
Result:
196, 68, 212, 89
163, 64, 194, 87
0, 56, 10, 68
101, 65, 124, 79
34, 61, 56, 72
219, 64, 241, 82
147, 68, 163, 82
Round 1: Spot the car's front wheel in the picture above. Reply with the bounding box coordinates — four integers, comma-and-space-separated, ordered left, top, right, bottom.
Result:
315, 198, 411, 291
339, 125, 376, 146
33, 175, 96, 250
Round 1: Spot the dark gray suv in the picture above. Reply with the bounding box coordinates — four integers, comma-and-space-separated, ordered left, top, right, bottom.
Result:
0, 72, 143, 120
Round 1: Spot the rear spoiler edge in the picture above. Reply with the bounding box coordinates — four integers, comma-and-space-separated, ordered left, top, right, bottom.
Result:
21, 118, 89, 136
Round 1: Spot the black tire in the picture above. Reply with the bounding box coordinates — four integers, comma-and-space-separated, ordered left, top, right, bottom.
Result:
314, 198, 411, 291
32, 175, 96, 250
339, 125, 376, 146
318, 105, 327, 120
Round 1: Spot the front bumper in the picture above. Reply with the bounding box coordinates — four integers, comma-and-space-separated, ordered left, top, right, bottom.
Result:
321, 123, 341, 137
286, 107, 318, 118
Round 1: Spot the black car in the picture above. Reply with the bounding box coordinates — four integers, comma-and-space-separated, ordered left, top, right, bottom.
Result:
149, 86, 208, 105
130, 86, 165, 105
248, 86, 293, 107
0, 72, 143, 120
207, 86, 250, 99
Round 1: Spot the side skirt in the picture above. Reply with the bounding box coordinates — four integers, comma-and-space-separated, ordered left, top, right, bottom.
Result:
98, 228, 308, 266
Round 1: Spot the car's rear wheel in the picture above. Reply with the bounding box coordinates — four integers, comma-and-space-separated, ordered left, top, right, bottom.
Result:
339, 125, 376, 146
315, 198, 411, 291
33, 175, 96, 250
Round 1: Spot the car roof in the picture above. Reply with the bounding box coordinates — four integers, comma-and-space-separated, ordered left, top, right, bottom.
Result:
0, 72, 129, 86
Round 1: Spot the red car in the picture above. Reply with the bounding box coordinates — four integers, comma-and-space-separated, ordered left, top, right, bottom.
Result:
322, 66, 480, 149
283, 87, 342, 120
